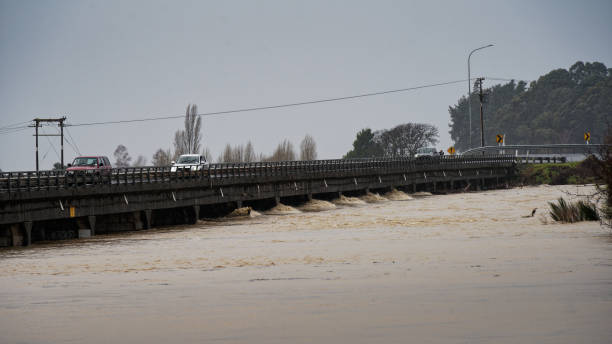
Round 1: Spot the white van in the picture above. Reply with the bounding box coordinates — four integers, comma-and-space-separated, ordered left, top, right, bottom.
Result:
171, 154, 209, 172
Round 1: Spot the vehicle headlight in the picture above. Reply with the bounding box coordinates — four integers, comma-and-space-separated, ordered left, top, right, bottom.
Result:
191, 166, 197, 171
171, 166, 177, 172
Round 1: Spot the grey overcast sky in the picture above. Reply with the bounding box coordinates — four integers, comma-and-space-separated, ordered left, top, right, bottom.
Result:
1, 0, 611, 171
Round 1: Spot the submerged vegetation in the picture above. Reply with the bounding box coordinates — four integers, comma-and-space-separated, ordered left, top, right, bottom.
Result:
548, 197, 600, 223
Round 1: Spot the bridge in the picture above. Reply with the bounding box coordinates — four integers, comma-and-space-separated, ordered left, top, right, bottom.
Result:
462, 144, 604, 163
0, 156, 516, 247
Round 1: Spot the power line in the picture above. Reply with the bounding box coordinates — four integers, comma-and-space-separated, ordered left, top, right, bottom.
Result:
66, 79, 469, 127
0, 76, 531, 136
0, 120, 30, 130
486, 77, 531, 82
0, 126, 29, 135
63, 126, 82, 156
44, 128, 61, 161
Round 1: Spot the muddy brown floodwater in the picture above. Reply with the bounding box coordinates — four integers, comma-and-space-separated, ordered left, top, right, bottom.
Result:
1, 185, 611, 344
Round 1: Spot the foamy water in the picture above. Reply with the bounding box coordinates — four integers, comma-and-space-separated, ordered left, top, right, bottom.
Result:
332, 194, 366, 206
0, 185, 610, 344
264, 203, 301, 215
297, 199, 337, 212
361, 191, 388, 203
384, 188, 414, 201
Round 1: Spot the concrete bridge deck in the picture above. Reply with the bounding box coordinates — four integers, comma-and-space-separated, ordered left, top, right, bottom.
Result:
0, 155, 516, 247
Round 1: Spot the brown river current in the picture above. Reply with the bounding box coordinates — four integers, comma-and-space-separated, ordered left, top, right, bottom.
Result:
1, 185, 611, 343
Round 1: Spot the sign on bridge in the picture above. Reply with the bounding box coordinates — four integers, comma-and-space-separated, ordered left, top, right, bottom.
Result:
496, 134, 504, 144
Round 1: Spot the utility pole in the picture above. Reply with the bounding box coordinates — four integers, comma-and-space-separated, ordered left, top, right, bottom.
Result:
476, 77, 486, 148
29, 116, 67, 172
467, 44, 494, 149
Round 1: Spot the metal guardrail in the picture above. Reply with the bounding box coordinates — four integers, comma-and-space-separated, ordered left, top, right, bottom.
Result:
0, 155, 516, 193
462, 144, 605, 156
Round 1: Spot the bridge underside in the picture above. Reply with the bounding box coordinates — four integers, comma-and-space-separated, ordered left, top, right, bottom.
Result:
0, 166, 514, 247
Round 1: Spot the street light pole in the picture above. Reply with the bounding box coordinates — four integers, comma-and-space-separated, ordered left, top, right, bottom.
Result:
467, 44, 493, 149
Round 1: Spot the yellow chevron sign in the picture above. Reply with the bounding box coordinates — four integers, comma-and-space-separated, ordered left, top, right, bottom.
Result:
584, 132, 590, 142
447, 146, 456, 155
496, 134, 503, 144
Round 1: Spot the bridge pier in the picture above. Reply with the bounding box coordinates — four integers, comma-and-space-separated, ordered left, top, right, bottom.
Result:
8, 222, 32, 246
144, 209, 152, 229
9, 224, 23, 246
24, 221, 32, 246
132, 211, 144, 230
76, 216, 96, 238
192, 206, 200, 224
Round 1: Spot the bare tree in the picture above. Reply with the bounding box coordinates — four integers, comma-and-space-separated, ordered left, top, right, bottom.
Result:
173, 131, 186, 159
376, 123, 439, 157
258, 152, 269, 162
173, 104, 202, 157
300, 134, 317, 160
202, 147, 212, 163
218, 141, 258, 163
267, 139, 296, 161
244, 141, 256, 162
152, 148, 172, 166
113, 144, 132, 167
132, 155, 147, 167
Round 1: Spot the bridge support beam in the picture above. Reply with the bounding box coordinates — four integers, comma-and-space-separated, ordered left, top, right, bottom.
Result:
236, 200, 243, 209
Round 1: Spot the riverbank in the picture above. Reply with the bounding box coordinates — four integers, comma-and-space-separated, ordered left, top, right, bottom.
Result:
0, 185, 610, 343
518, 156, 603, 185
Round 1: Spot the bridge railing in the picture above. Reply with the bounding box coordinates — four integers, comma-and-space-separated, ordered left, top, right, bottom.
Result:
0, 155, 516, 193
463, 144, 605, 157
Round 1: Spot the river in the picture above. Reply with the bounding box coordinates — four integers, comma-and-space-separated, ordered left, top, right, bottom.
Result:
1, 185, 611, 343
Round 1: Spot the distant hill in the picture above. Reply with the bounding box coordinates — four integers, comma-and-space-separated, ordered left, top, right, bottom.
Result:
449, 61, 612, 152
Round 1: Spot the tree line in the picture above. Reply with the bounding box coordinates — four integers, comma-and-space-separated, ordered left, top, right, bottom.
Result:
449, 61, 612, 151
111, 104, 318, 167
344, 123, 439, 159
